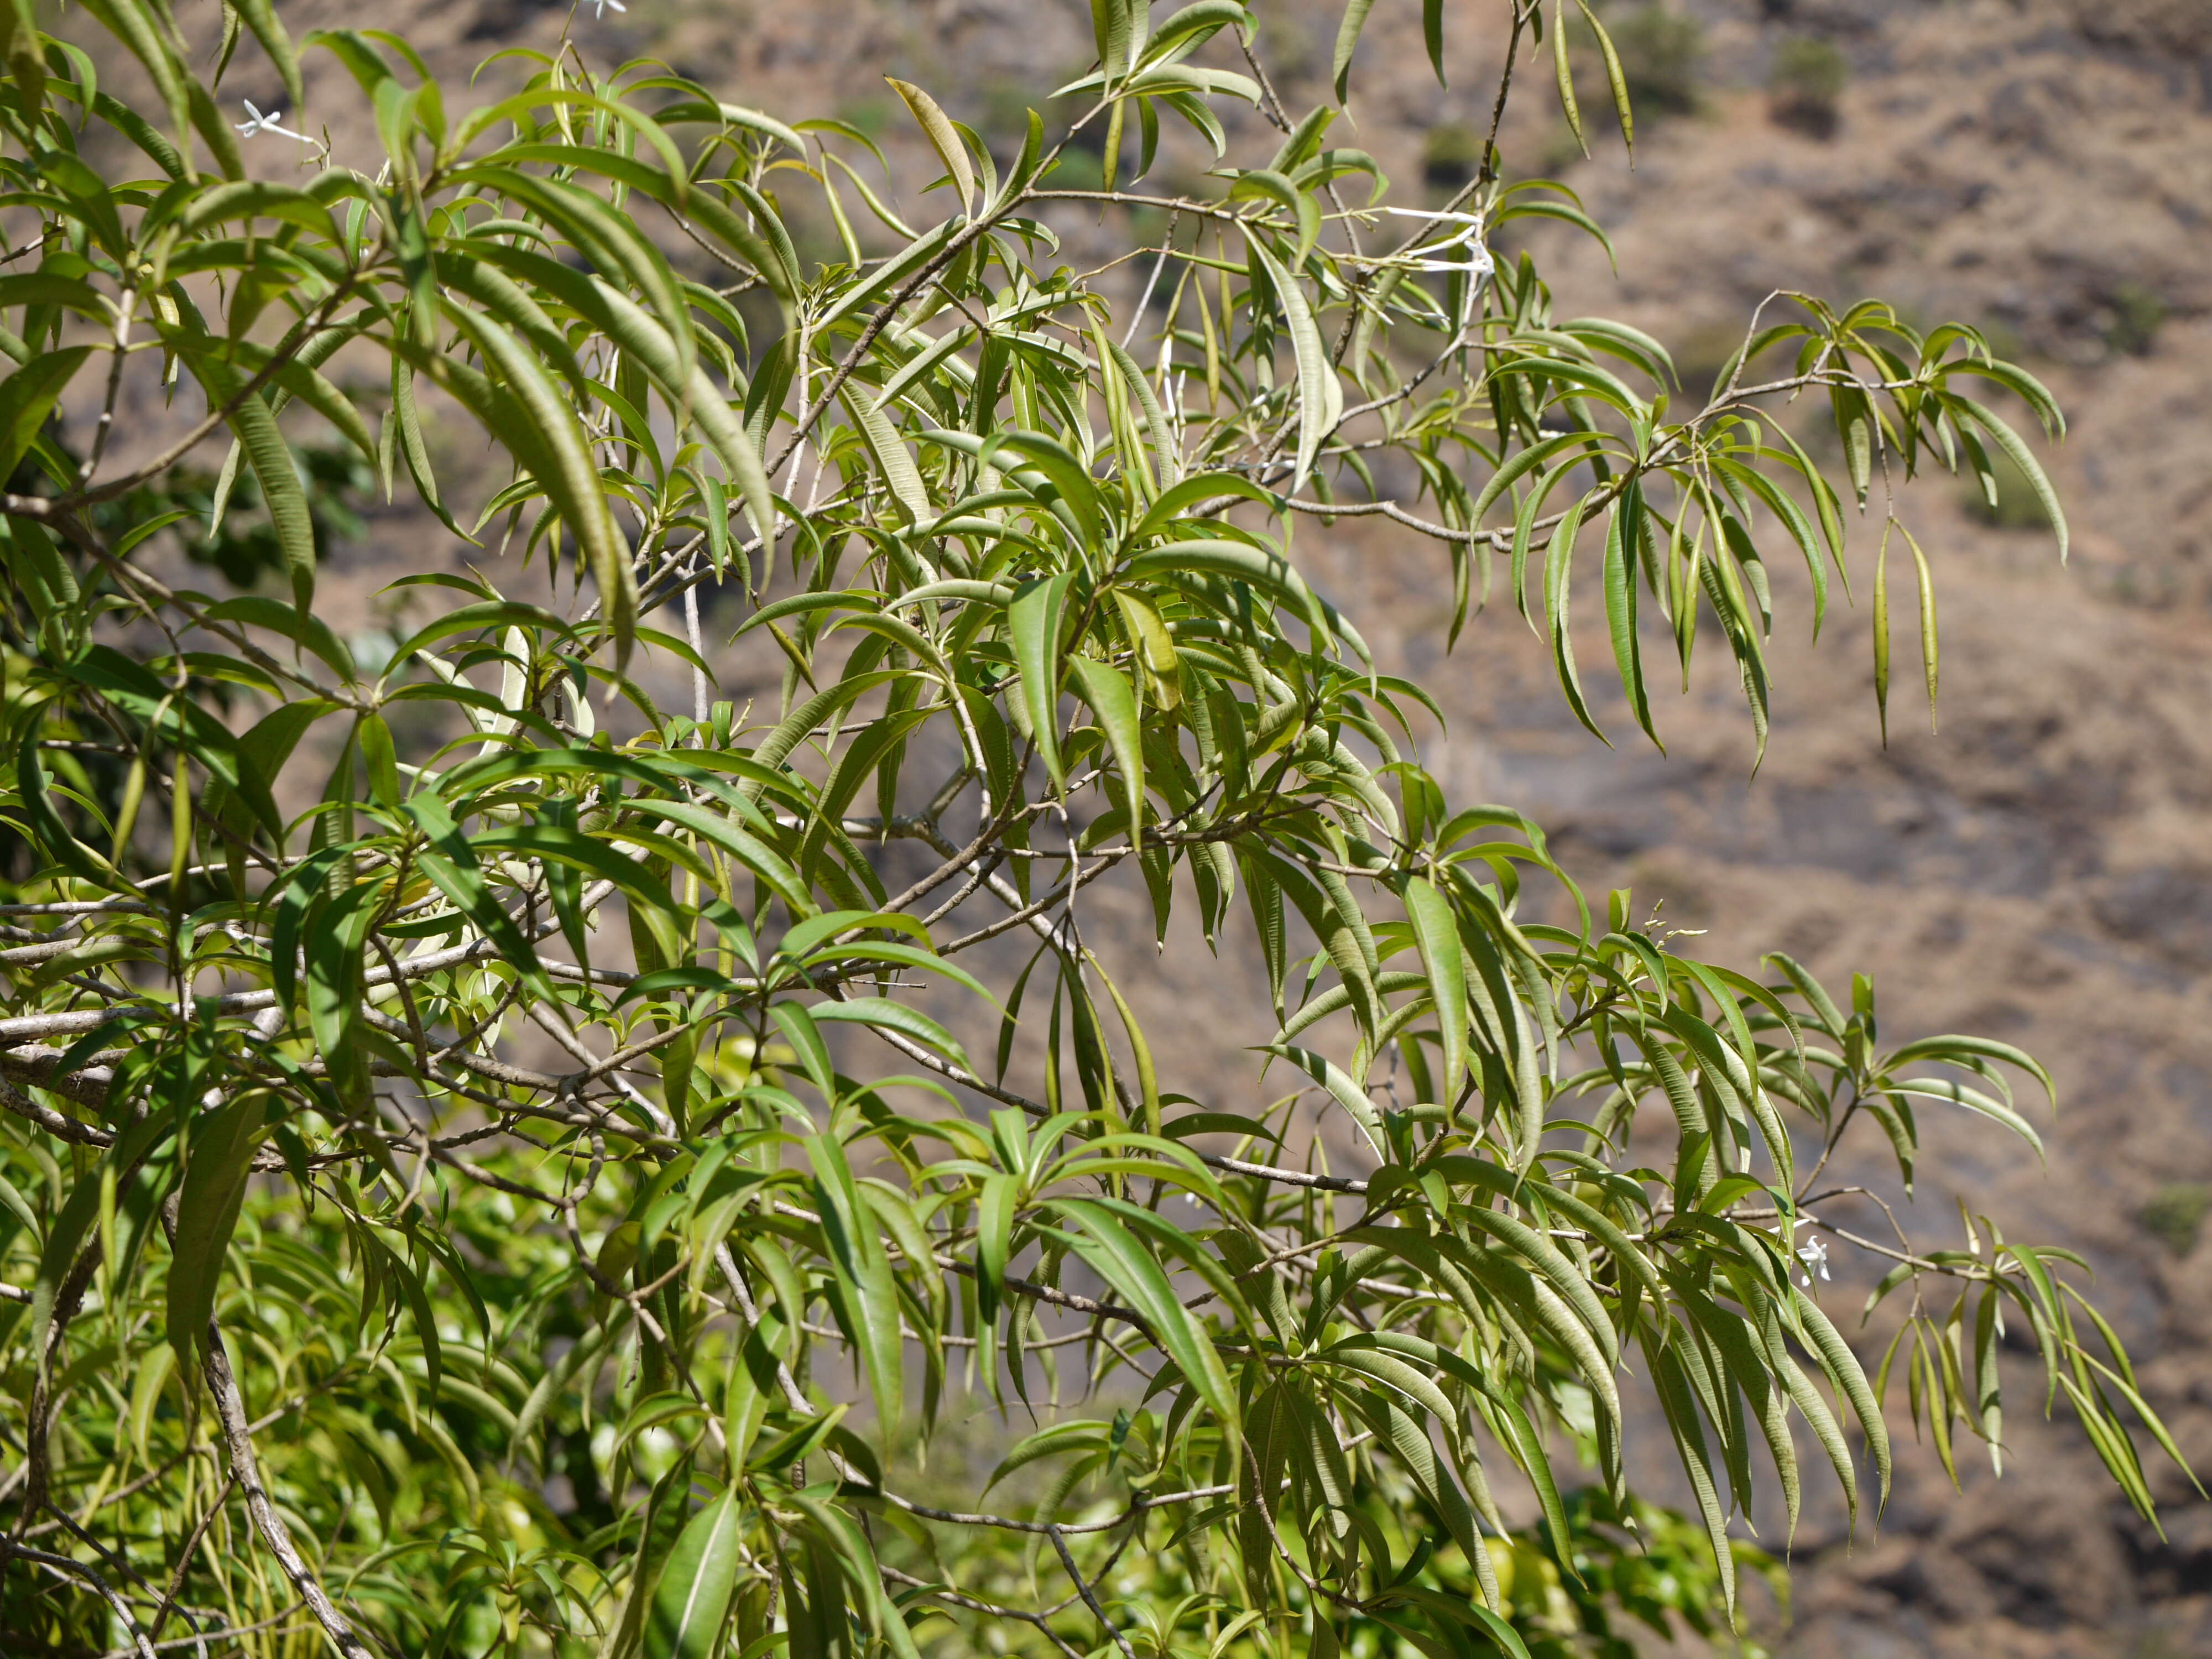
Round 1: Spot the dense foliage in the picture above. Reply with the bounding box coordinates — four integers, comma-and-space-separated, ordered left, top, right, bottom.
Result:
0, 1, 2190, 1656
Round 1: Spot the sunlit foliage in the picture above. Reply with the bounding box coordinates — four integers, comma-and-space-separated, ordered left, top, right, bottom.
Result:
0, 1, 2184, 1656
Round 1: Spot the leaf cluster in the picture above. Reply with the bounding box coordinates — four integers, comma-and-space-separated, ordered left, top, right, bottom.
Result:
0, 3, 2180, 1658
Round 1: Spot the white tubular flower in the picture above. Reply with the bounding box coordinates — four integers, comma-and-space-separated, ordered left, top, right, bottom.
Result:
1381, 206, 1496, 330
588, 0, 628, 15
235, 101, 311, 143
1796, 1235, 1831, 1287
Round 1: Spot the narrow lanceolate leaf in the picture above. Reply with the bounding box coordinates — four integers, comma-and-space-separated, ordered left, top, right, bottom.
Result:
1794, 1287, 1893, 1508
1833, 384, 1874, 503
305, 884, 382, 1110
1546, 489, 1606, 745
0, 346, 91, 481
1402, 875, 1468, 1105
1423, 0, 1447, 85
645, 1488, 743, 1659
233, 0, 304, 108
1261, 1043, 1386, 1156
1882, 1034, 2057, 1107
1093, 959, 1162, 1134
1047, 1200, 1237, 1435
0, 0, 46, 112
885, 78, 974, 215
438, 309, 637, 663
1249, 238, 1342, 493
1872, 518, 1892, 744
1896, 518, 1938, 732
975, 1172, 1019, 1321
1332, 0, 1379, 102
1949, 393, 2067, 561
1553, 0, 1587, 156
842, 385, 934, 525
1068, 655, 1144, 832
167, 1097, 267, 1363
1974, 1285, 2005, 1475
184, 352, 315, 611
587, 278, 778, 546
1647, 1336, 1737, 1611
1604, 497, 1660, 749
1009, 571, 1073, 790
1578, 0, 1633, 153
807, 1133, 904, 1433
1089, 0, 1137, 82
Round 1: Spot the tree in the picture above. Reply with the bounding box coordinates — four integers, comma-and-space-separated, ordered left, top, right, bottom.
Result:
0, 2, 2185, 1656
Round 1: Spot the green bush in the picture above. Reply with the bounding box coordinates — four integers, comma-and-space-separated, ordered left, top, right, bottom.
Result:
1768, 36, 1848, 137
1423, 122, 1485, 194
0, 2, 2157, 1656
2106, 281, 2169, 357
2140, 1185, 2211, 1256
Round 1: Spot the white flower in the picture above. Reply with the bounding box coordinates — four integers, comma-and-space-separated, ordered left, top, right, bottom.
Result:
1796, 1235, 1830, 1287
588, 0, 628, 14
1380, 206, 1496, 331
235, 101, 311, 143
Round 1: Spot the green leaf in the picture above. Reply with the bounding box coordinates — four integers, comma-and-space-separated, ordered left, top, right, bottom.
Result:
1881, 1034, 2056, 1109
1545, 488, 1606, 745
1578, 0, 1632, 153
305, 883, 382, 1109
1128, 469, 1281, 542
570, 272, 779, 548
1954, 393, 2068, 561
0, 0, 45, 113
1647, 1336, 1737, 1610
1047, 1199, 1237, 1437
1552, 0, 1587, 157
809, 995, 970, 1069
1068, 655, 1144, 831
842, 387, 935, 527
0, 346, 90, 482
1603, 495, 1659, 750
1872, 518, 1892, 744
1091, 0, 1137, 82
1794, 1287, 1892, 1509
975, 1171, 1019, 1323
404, 795, 548, 987
183, 349, 316, 611
602, 1452, 697, 1659
1896, 517, 1938, 731
200, 596, 356, 681
1332, 0, 1378, 102
1401, 875, 1468, 1105
432, 310, 636, 664
232, 0, 303, 108
1124, 538, 1335, 649
1009, 572, 1074, 790
469, 826, 682, 919
645, 1488, 743, 1659
1249, 238, 1342, 493
807, 1133, 905, 1432
1260, 1042, 1385, 1156
885, 78, 974, 216
167, 1097, 267, 1364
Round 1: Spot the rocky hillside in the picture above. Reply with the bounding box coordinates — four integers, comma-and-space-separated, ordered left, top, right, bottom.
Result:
111, 0, 2212, 1652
